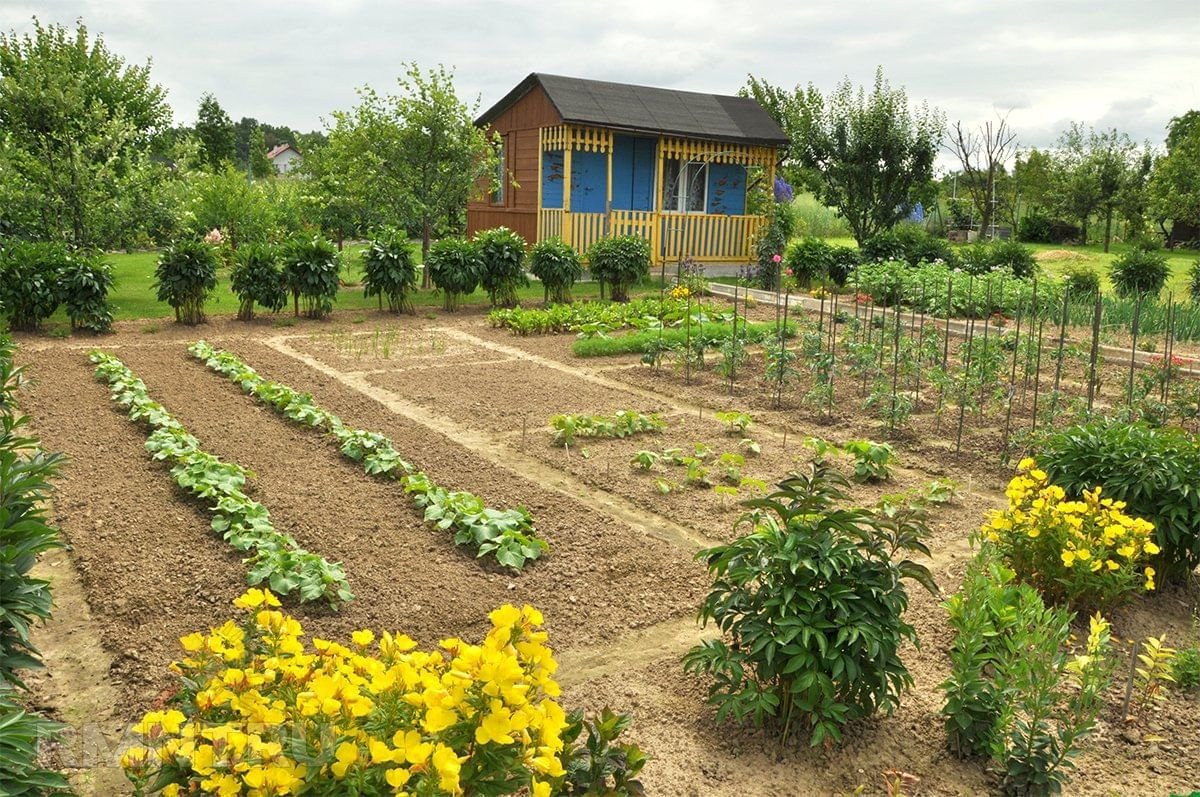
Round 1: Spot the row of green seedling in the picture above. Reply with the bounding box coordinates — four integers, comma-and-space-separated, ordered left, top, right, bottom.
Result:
489, 296, 731, 338
189, 342, 547, 571
549, 411, 666, 448
89, 352, 353, 608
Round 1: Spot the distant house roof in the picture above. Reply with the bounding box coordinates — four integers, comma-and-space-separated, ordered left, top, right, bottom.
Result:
477, 73, 789, 148
266, 143, 298, 160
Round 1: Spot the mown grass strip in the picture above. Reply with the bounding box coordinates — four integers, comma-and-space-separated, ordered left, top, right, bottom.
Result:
89, 351, 353, 608
189, 341, 547, 571
572, 320, 796, 358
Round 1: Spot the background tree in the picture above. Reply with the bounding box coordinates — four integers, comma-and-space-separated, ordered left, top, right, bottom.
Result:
739, 76, 811, 190
1047, 124, 1102, 246
945, 113, 1018, 238
195, 92, 236, 171
0, 19, 172, 247
248, 125, 274, 178
1149, 111, 1200, 246
790, 67, 944, 244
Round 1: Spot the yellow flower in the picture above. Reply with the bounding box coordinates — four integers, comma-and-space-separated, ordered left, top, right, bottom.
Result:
1144, 541, 1160, 555
431, 743, 463, 794
423, 705, 458, 734
532, 780, 553, 797
331, 741, 358, 778
385, 766, 411, 791
1075, 548, 1091, 562
1061, 550, 1076, 567
475, 702, 516, 746
233, 588, 281, 611
1144, 566, 1156, 591
120, 746, 152, 773
351, 629, 375, 648
1017, 457, 1036, 471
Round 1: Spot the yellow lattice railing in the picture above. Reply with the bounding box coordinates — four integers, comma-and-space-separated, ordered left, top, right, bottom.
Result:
541, 125, 613, 153
658, 138, 775, 168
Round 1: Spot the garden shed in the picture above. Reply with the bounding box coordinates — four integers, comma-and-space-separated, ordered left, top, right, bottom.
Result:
467, 73, 788, 265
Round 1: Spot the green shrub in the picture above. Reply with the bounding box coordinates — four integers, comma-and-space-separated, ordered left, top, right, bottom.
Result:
683, 463, 936, 746
281, 234, 340, 319
1063, 265, 1101, 297
1018, 210, 1056, 244
1035, 418, 1200, 583
154, 238, 219, 324
0, 242, 68, 331
894, 224, 958, 268
57, 251, 114, 333
853, 261, 1058, 319
752, 201, 797, 290
860, 229, 906, 263
426, 236, 482, 311
987, 240, 1038, 279
529, 237, 583, 304
1109, 245, 1170, 299
940, 548, 1117, 794
783, 236, 831, 287
1173, 643, 1200, 691
361, 228, 419, 314
826, 245, 860, 287
1188, 259, 1200, 304
0, 686, 70, 796
475, 227, 528, 308
587, 235, 650, 303
230, 244, 287, 321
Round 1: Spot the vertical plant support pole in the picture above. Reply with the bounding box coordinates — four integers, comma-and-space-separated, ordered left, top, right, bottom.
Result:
1162, 295, 1174, 408
1031, 315, 1045, 435
978, 280, 993, 415
685, 290, 693, 385
943, 273, 953, 372
728, 283, 739, 394
916, 283, 927, 407
1049, 289, 1070, 421
776, 289, 791, 409
955, 276, 976, 454
890, 300, 902, 434
828, 290, 839, 420
1127, 294, 1144, 408
1086, 289, 1102, 417
1002, 292, 1025, 462
1022, 280, 1040, 400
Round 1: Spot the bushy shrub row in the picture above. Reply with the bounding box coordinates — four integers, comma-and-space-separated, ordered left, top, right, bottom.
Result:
853, 260, 1062, 318
0, 241, 113, 332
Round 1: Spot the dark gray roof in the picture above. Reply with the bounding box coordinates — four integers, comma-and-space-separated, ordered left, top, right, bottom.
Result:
477, 73, 789, 148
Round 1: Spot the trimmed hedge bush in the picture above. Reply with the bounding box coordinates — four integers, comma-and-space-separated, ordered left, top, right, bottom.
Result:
529, 237, 582, 304
426, 237, 482, 311
588, 235, 650, 303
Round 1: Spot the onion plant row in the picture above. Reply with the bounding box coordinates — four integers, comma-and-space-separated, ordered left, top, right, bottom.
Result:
188, 342, 547, 571
89, 351, 353, 608
488, 296, 722, 337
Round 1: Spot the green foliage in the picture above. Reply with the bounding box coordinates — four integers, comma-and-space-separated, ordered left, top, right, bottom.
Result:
92, 351, 353, 607
940, 548, 1117, 796
491, 296, 707, 337
826, 245, 860, 287
558, 708, 648, 796
0, 19, 173, 248
549, 411, 666, 448
0, 338, 65, 685
783, 236, 832, 287
425, 236, 481, 311
683, 464, 936, 746
629, 450, 659, 470
0, 686, 70, 795
192, 342, 546, 571
764, 67, 943, 245
229, 244, 286, 321
183, 166, 289, 248
154, 238, 219, 324
195, 92, 236, 170
475, 226, 528, 308
753, 202, 798, 290
714, 410, 753, 435
1189, 260, 1200, 304
1173, 644, 1200, 691
1035, 418, 1200, 582
361, 227, 418, 313
853, 260, 1059, 319
57, 250, 114, 333
1062, 265, 1101, 297
588, 235, 651, 303
281, 234, 340, 318
843, 440, 896, 482
1109, 245, 1170, 299
0, 241, 69, 330
574, 320, 793, 358
529, 237, 583, 304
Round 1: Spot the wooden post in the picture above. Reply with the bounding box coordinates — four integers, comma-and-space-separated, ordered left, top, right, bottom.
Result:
605, 135, 613, 238
654, 136, 666, 265
562, 133, 574, 248
536, 128, 544, 243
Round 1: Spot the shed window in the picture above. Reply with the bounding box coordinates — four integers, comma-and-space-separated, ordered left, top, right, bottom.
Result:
663, 159, 707, 213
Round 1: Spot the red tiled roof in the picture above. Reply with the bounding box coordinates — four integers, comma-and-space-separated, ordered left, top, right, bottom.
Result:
266, 143, 296, 159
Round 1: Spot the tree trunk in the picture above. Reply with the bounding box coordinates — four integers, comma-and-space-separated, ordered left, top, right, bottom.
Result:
1103, 205, 1114, 253
1080, 218, 1089, 247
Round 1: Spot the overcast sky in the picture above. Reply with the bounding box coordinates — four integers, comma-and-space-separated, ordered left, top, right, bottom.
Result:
3, 0, 1198, 165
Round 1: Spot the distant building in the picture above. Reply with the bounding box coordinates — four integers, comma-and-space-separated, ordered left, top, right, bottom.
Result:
267, 143, 301, 174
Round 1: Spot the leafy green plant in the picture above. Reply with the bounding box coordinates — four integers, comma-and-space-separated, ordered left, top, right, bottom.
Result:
940, 547, 1118, 795
843, 440, 896, 482
549, 411, 666, 448
281, 234, 340, 318
752, 201, 796, 290
90, 350, 353, 607
361, 227, 419, 313
1189, 259, 1200, 304
629, 450, 659, 470
717, 452, 744, 484
683, 464, 936, 746
229, 243, 287, 321
783, 236, 832, 288
1173, 645, 1200, 692
739, 437, 761, 456
155, 238, 220, 325
475, 226, 528, 308
0, 686, 70, 795
57, 250, 114, 333
587, 235, 651, 303
191, 342, 546, 571
1063, 265, 1101, 297
529, 237, 583, 304
1035, 419, 1200, 583
714, 410, 753, 435
0, 241, 67, 331
1109, 244, 1170, 299
426, 236, 482, 311
1128, 635, 1176, 722
557, 708, 648, 796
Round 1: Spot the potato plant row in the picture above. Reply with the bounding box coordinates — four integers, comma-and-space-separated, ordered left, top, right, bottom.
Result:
188, 342, 548, 571
88, 351, 354, 608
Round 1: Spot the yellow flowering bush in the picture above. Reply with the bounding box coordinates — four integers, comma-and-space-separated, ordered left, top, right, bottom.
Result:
123, 589, 571, 796
981, 458, 1158, 611
668, 284, 691, 300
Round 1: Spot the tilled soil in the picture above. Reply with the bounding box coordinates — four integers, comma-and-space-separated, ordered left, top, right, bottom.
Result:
14, 307, 1200, 797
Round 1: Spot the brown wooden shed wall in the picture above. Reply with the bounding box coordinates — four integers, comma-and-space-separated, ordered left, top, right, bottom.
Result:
467, 85, 562, 241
